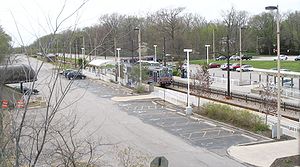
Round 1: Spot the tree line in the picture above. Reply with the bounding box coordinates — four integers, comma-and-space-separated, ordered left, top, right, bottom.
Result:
25, 7, 300, 61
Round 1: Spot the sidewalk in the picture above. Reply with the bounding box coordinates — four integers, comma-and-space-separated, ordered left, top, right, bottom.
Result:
227, 139, 300, 167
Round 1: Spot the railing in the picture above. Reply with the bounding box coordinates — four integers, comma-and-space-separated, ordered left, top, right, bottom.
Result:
171, 81, 300, 113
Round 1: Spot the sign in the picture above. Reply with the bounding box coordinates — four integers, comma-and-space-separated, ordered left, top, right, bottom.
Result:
16, 100, 24, 108
1, 100, 8, 109
150, 156, 168, 167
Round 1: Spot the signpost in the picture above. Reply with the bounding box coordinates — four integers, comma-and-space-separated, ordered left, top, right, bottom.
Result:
150, 156, 168, 167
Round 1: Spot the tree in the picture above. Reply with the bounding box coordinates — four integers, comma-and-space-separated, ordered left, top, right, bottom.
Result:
0, 26, 12, 63
259, 81, 277, 124
192, 65, 212, 108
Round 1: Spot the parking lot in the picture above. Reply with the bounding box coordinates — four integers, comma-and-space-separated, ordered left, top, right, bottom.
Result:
119, 99, 268, 156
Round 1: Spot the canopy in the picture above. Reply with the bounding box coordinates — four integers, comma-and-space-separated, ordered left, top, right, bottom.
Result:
0, 64, 37, 84
88, 59, 114, 67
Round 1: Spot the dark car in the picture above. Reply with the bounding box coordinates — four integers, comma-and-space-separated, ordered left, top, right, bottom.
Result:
295, 55, 300, 61
61, 69, 75, 78
15, 86, 39, 95
67, 71, 86, 80
216, 56, 226, 61
241, 55, 252, 60
208, 62, 221, 68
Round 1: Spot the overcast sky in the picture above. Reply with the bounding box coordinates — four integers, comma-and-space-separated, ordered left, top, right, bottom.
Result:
1, 0, 299, 47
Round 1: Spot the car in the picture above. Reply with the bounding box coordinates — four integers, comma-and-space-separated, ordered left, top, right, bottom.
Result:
220, 63, 232, 70
229, 55, 240, 60
216, 56, 226, 61
66, 71, 86, 80
208, 62, 221, 68
241, 55, 252, 60
15, 86, 39, 95
236, 65, 253, 72
295, 55, 300, 61
282, 78, 294, 87
229, 63, 241, 71
61, 69, 75, 78
271, 68, 290, 72
274, 55, 288, 61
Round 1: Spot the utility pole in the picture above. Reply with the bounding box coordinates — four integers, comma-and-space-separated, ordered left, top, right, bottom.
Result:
163, 37, 166, 66
75, 41, 78, 68
131, 40, 134, 62
226, 35, 231, 98
213, 29, 215, 60
114, 37, 117, 62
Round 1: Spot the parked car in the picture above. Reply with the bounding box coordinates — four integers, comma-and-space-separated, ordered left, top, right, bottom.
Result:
271, 68, 290, 72
66, 71, 86, 80
229, 63, 242, 71
15, 86, 39, 95
282, 78, 294, 87
295, 55, 300, 61
208, 62, 221, 68
229, 55, 240, 60
61, 69, 75, 78
216, 56, 226, 61
241, 55, 252, 60
274, 55, 288, 61
220, 63, 232, 70
236, 65, 254, 72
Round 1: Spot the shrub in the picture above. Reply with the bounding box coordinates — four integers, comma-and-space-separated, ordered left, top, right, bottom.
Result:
200, 103, 269, 132
134, 85, 145, 94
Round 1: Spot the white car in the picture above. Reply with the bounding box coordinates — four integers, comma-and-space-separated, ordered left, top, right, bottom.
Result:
274, 55, 288, 61
229, 55, 240, 60
236, 65, 253, 72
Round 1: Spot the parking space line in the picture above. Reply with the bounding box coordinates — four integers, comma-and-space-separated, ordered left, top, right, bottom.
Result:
190, 134, 240, 141
241, 134, 258, 141
221, 127, 234, 133
203, 121, 217, 127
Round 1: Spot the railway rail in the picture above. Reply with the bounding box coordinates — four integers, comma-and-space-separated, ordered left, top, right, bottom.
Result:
168, 81, 300, 121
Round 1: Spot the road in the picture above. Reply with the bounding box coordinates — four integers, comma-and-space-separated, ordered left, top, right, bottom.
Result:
16, 55, 261, 167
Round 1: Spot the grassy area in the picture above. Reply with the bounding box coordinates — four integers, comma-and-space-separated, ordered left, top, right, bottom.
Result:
190, 59, 300, 72
197, 103, 269, 133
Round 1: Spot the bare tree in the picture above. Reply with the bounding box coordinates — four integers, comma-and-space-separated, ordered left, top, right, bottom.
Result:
259, 81, 277, 124
192, 65, 212, 109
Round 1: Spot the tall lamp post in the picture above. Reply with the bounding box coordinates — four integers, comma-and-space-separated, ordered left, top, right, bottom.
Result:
265, 5, 281, 139
153, 45, 157, 62
117, 48, 121, 85
81, 47, 85, 71
184, 49, 192, 115
134, 27, 142, 85
239, 27, 246, 85
205, 45, 210, 65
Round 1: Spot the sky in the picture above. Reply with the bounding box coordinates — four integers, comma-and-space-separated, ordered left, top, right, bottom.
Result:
0, 0, 299, 47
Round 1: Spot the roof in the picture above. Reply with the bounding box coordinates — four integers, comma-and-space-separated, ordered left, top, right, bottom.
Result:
88, 59, 114, 67
0, 64, 37, 84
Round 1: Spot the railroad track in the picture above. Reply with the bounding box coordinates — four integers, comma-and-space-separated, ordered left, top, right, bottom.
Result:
167, 81, 300, 121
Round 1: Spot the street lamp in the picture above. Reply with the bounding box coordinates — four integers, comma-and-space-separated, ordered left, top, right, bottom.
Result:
205, 45, 210, 65
265, 5, 281, 139
153, 45, 157, 62
81, 47, 85, 71
117, 48, 121, 85
134, 27, 142, 85
184, 49, 192, 115
239, 27, 246, 85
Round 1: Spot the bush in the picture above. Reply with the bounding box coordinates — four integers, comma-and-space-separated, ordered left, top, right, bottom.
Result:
134, 85, 145, 94
200, 103, 269, 132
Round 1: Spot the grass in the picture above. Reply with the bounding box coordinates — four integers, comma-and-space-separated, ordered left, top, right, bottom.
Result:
198, 103, 269, 133
190, 59, 300, 72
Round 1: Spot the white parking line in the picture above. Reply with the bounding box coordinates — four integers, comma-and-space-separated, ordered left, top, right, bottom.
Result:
204, 121, 217, 127
241, 134, 258, 141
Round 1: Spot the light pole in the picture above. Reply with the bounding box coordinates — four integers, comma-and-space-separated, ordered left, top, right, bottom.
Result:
213, 28, 215, 60
266, 5, 281, 139
81, 47, 85, 71
134, 27, 142, 85
184, 49, 192, 115
117, 48, 121, 85
205, 45, 210, 65
239, 27, 246, 85
153, 45, 157, 62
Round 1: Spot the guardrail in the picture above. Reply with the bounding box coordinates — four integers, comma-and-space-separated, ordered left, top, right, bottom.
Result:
171, 81, 300, 113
